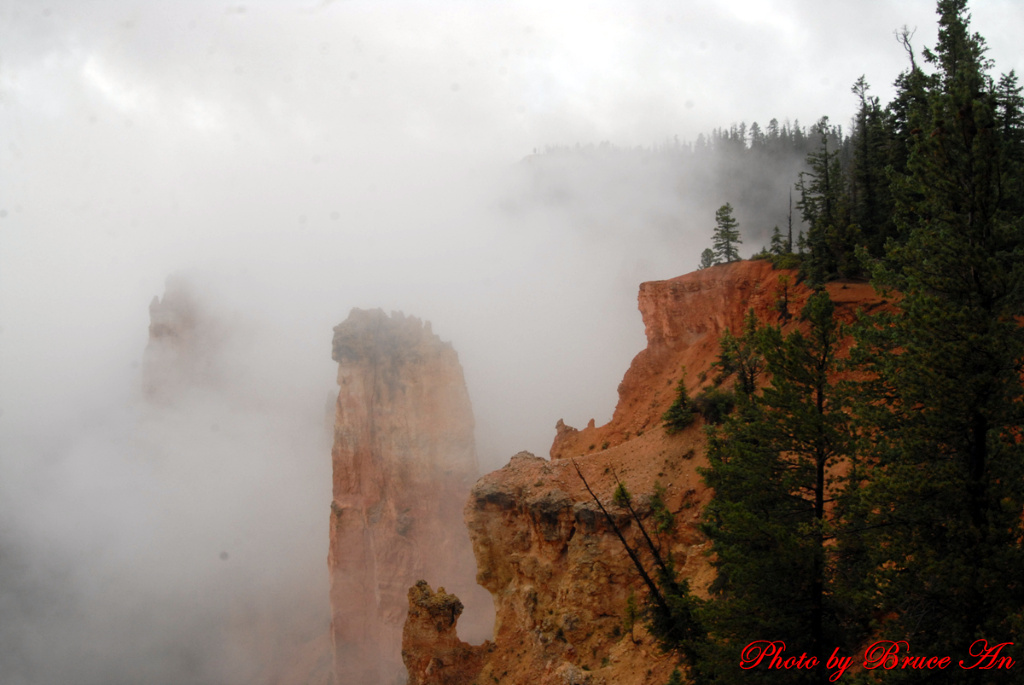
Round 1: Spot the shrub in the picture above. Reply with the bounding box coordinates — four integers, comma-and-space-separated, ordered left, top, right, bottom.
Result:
650, 481, 675, 534
693, 387, 736, 424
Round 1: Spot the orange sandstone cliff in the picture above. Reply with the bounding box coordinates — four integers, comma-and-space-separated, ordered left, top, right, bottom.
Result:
403, 261, 886, 685
329, 308, 490, 685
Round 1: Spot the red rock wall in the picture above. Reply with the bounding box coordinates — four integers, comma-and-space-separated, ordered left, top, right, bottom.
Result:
550, 261, 884, 460
551, 260, 803, 459
328, 308, 486, 685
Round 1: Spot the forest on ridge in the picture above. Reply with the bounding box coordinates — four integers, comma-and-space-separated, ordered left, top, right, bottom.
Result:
570, 2, 1024, 683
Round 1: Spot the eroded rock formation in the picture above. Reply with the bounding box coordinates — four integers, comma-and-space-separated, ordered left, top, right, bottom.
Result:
550, 260, 883, 459
329, 308, 487, 685
402, 581, 490, 685
142, 274, 229, 401
403, 261, 887, 685
398, 442, 714, 685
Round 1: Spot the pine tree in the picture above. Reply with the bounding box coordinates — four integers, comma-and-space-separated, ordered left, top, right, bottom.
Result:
855, 0, 1024, 674
769, 226, 787, 255
995, 70, 1024, 215
572, 463, 706, 676
710, 309, 763, 397
885, 27, 934, 184
662, 374, 695, 434
699, 293, 863, 684
712, 203, 742, 263
796, 118, 858, 284
698, 248, 717, 270
749, 121, 764, 150
849, 76, 895, 256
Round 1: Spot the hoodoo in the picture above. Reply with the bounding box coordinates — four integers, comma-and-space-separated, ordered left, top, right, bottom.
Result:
142, 274, 227, 401
328, 308, 485, 685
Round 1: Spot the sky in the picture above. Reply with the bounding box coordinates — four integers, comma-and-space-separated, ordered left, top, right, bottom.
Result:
2, 0, 1021, 460
0, 1, 1022, 682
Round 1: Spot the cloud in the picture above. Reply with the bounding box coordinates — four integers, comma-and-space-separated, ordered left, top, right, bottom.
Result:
1, 1, 1022, 681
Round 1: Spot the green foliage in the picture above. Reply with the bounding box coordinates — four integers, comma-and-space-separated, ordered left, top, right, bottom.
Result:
768, 250, 802, 271
699, 293, 866, 683
691, 387, 735, 425
644, 561, 705, 667
768, 225, 787, 255
698, 248, 717, 270
623, 590, 639, 640
649, 481, 675, 535
796, 117, 860, 284
850, 75, 896, 257
774, 273, 792, 322
710, 309, 764, 396
849, 1, 1024, 672
665, 669, 683, 685
613, 481, 632, 508
712, 203, 742, 263
661, 374, 695, 434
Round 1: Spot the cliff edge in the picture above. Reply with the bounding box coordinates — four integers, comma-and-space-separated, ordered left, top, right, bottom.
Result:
403, 261, 886, 685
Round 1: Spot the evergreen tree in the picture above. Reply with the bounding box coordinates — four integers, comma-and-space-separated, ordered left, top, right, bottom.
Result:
849, 76, 895, 256
769, 225, 787, 255
787, 189, 794, 252
885, 28, 934, 184
699, 293, 862, 684
749, 121, 764, 150
796, 118, 858, 284
710, 309, 764, 397
995, 70, 1024, 215
698, 248, 717, 270
662, 374, 695, 434
712, 203, 742, 263
855, 0, 1024, 675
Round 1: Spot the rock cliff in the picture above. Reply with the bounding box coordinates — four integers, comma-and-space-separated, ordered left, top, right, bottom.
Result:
142, 274, 229, 401
402, 261, 886, 684
329, 308, 488, 685
553, 261, 885, 460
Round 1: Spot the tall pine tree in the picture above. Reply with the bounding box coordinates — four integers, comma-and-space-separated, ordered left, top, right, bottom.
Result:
796, 118, 858, 284
854, 1, 1024, 676
699, 294, 864, 684
849, 76, 896, 257
712, 203, 742, 263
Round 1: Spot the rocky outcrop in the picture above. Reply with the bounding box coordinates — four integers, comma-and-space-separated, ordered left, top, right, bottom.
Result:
404, 261, 888, 685
402, 447, 711, 685
142, 274, 229, 401
549, 260, 794, 459
328, 309, 488, 685
402, 581, 490, 685
550, 261, 884, 459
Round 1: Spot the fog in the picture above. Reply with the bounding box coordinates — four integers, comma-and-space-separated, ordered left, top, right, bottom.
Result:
1, 1, 1022, 683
